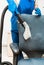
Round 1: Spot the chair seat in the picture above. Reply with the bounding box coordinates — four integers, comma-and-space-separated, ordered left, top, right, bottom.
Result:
19, 15, 44, 51
18, 58, 44, 65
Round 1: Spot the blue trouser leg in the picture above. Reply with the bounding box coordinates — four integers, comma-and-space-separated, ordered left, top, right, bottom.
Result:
11, 31, 19, 45
11, 30, 23, 60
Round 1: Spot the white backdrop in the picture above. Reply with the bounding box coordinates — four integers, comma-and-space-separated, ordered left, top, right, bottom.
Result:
0, 0, 13, 63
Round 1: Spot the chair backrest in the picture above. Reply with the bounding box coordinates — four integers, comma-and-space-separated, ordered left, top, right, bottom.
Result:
18, 14, 44, 53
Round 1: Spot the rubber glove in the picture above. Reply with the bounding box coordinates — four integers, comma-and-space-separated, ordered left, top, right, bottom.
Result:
7, 0, 18, 13
35, 8, 41, 16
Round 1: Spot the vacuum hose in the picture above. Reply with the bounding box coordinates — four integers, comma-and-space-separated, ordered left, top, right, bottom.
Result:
1, 5, 8, 44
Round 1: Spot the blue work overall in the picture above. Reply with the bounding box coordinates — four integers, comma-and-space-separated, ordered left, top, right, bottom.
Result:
11, 0, 34, 44
7, 0, 34, 60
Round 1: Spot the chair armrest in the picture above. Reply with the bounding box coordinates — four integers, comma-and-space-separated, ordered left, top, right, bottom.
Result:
10, 43, 19, 55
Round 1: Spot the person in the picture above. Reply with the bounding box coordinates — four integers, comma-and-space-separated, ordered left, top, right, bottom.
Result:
6, 0, 41, 59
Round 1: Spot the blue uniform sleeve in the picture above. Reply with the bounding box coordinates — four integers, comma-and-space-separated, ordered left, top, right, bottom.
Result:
6, 0, 19, 13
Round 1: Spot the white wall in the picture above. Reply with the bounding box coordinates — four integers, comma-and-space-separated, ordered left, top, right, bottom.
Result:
0, 0, 13, 63
37, 0, 44, 15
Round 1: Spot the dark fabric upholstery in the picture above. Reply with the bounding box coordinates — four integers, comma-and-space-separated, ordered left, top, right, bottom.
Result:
18, 14, 44, 52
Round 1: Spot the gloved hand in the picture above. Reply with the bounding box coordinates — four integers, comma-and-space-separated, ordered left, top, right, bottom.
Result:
7, 0, 18, 13
23, 22, 31, 40
35, 8, 41, 16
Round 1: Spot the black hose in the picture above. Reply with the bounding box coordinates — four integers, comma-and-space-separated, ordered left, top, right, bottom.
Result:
1, 5, 8, 44
1, 5, 25, 43
15, 13, 25, 28
1, 5, 8, 63
0, 5, 24, 64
